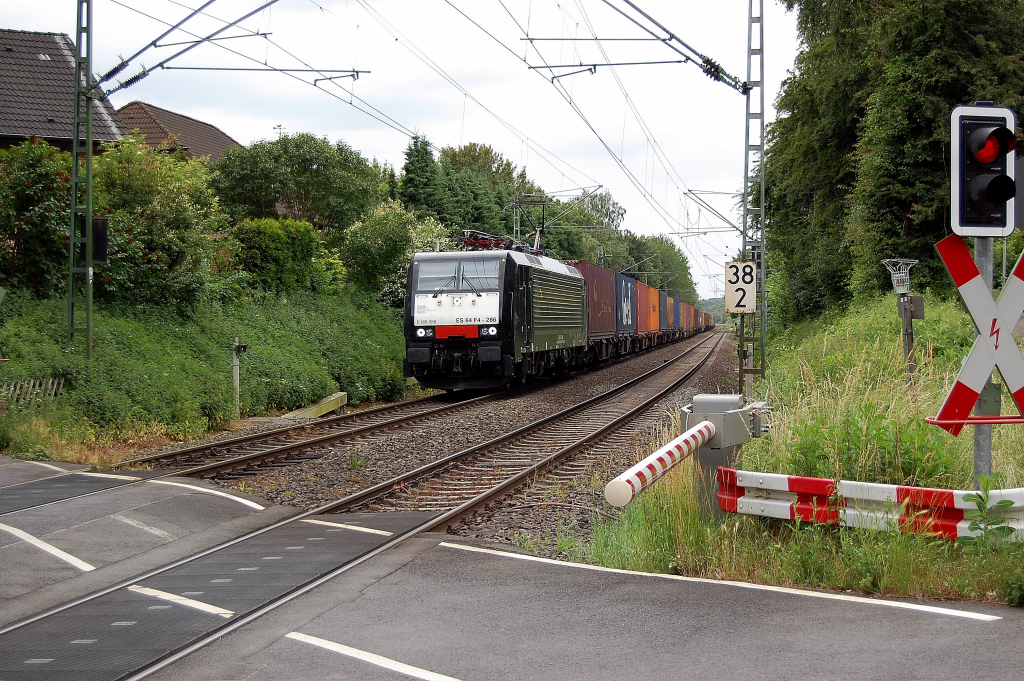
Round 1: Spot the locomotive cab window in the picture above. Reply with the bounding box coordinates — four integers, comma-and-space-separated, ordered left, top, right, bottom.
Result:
461, 258, 501, 291
417, 260, 459, 293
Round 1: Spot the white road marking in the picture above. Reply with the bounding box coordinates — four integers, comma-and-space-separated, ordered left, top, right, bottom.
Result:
24, 461, 69, 473
70, 640, 96, 644
238, 567, 258, 571
286, 632, 461, 681
77, 471, 141, 480
111, 513, 175, 540
439, 543, 1003, 622
146, 479, 264, 509
211, 579, 233, 583
24, 659, 53, 664
111, 622, 136, 626
127, 585, 234, 618
0, 522, 95, 571
301, 518, 394, 536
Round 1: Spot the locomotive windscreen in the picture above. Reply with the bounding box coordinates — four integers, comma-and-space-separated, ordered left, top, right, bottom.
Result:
415, 257, 501, 292
417, 260, 459, 292
461, 259, 501, 290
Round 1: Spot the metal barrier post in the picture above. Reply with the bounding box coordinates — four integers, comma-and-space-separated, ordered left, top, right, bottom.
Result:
684, 394, 769, 519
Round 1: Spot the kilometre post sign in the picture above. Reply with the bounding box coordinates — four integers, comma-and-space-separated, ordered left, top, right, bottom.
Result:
725, 261, 757, 314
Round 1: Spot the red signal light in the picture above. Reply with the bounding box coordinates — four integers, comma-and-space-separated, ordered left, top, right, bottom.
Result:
969, 127, 1017, 166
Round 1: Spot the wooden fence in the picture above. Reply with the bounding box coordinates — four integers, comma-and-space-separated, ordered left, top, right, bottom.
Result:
0, 378, 65, 408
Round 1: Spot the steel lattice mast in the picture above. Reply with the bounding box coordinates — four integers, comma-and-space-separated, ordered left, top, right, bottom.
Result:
68, 0, 95, 359
739, 0, 766, 397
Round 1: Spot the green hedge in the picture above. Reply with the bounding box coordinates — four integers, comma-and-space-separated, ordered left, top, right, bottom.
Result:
233, 217, 317, 292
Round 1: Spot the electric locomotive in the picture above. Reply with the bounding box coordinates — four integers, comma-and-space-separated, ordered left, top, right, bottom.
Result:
403, 249, 586, 390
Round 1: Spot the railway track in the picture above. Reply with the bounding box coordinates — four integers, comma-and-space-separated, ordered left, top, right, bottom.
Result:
321, 333, 723, 528
0, 334, 725, 680
116, 389, 520, 478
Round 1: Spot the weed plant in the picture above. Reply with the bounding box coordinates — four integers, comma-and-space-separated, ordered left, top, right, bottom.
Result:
0, 288, 404, 463
589, 295, 1024, 602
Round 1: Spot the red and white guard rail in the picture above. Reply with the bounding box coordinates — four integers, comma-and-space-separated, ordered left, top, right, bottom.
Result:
605, 421, 715, 507
717, 467, 1024, 540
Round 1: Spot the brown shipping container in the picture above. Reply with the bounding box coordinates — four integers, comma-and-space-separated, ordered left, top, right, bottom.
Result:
666, 296, 675, 329
567, 260, 616, 340
636, 282, 650, 333
648, 287, 659, 334
681, 303, 693, 334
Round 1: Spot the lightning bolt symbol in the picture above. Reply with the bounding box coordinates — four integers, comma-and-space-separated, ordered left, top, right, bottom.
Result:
991, 318, 1001, 350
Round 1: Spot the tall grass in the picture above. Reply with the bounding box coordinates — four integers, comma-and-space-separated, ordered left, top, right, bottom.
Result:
589, 295, 1024, 601
591, 460, 1024, 601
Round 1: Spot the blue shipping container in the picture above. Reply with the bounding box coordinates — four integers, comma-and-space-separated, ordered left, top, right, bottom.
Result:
615, 274, 637, 335
659, 290, 668, 330
674, 299, 681, 329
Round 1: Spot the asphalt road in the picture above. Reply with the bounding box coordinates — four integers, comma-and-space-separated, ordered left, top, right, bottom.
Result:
0, 456, 296, 629
148, 531, 1021, 681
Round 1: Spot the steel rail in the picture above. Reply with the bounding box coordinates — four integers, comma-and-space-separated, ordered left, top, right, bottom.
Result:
423, 335, 722, 530
318, 334, 721, 515
116, 393, 465, 467
2, 335, 705, 517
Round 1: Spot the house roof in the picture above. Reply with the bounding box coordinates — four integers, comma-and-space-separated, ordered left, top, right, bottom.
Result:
0, 29, 123, 144
117, 101, 239, 161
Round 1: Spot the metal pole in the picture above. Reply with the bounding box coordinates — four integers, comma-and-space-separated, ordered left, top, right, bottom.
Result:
899, 293, 915, 379
233, 337, 241, 420
744, 342, 753, 399
974, 237, 993, 487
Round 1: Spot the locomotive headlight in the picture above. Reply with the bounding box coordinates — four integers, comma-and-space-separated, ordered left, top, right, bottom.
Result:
488, 327, 497, 336
416, 328, 426, 337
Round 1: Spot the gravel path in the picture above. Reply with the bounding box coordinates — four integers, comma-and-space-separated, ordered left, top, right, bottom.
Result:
214, 334, 726, 509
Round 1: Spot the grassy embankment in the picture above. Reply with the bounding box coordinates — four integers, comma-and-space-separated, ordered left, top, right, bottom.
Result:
0, 289, 406, 465
589, 295, 1024, 602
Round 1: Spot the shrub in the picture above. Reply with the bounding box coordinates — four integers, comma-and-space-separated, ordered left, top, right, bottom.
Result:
341, 199, 414, 301
93, 135, 228, 309
0, 137, 72, 297
233, 217, 316, 292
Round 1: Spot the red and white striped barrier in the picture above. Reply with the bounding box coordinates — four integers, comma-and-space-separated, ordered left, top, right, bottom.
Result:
605, 421, 715, 507
717, 467, 1024, 540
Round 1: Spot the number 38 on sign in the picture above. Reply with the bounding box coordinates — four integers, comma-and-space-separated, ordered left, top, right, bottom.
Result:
725, 261, 757, 314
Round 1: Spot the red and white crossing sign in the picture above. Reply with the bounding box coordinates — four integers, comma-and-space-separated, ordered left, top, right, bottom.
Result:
932, 234, 1024, 435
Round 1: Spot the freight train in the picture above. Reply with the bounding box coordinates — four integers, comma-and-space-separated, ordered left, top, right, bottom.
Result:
402, 245, 714, 391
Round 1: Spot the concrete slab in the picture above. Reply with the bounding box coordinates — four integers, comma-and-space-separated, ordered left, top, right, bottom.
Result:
147, 536, 1022, 681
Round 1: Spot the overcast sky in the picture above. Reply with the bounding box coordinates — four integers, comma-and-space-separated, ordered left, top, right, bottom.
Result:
6, 0, 800, 298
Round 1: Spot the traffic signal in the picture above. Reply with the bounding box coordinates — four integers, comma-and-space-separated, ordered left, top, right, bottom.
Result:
951, 104, 1018, 237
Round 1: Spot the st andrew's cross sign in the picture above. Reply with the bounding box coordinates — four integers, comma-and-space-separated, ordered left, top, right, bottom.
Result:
930, 234, 1024, 435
